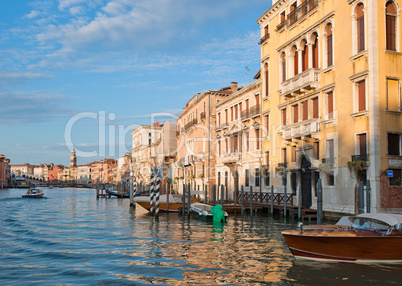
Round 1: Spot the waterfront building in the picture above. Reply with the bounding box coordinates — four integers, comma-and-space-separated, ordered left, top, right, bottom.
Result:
0, 155, 11, 188
131, 123, 163, 185
175, 84, 237, 196
11, 163, 34, 175
116, 153, 131, 186
77, 164, 92, 185
214, 78, 263, 200
257, 0, 402, 214
90, 159, 117, 184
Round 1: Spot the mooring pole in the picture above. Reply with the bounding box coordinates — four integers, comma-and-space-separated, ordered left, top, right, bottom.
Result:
149, 170, 155, 215
187, 183, 191, 215
298, 185, 302, 219
220, 184, 224, 206
241, 185, 244, 217
204, 184, 208, 204
155, 171, 160, 217
284, 175, 287, 218
182, 184, 186, 216
366, 180, 371, 213
213, 184, 216, 206
250, 185, 253, 218
359, 181, 364, 214
270, 185, 274, 214
317, 178, 323, 225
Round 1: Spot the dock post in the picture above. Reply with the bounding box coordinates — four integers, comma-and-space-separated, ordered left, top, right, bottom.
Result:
270, 185, 274, 214
317, 178, 323, 225
250, 185, 253, 218
204, 185, 208, 204
220, 184, 224, 206
241, 185, 244, 217
182, 184, 186, 216
366, 180, 371, 213
298, 185, 302, 219
96, 186, 99, 198
155, 172, 160, 217
187, 183, 191, 215
359, 181, 364, 214
150, 171, 155, 215
284, 177, 287, 218
166, 181, 170, 211
213, 185, 216, 206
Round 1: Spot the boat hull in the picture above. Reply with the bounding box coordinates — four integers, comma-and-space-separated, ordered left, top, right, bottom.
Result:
22, 194, 44, 198
282, 229, 402, 262
134, 195, 198, 212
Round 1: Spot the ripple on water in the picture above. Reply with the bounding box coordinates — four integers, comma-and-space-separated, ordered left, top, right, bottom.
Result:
0, 188, 401, 285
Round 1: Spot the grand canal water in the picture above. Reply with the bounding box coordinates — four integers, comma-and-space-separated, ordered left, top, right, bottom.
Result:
0, 187, 400, 285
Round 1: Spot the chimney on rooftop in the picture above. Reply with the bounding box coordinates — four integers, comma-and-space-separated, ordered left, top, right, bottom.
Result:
231, 82, 238, 93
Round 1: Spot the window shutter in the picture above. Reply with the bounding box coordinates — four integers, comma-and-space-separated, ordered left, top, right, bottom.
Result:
327, 35, 333, 66
327, 92, 333, 119
358, 81, 366, 111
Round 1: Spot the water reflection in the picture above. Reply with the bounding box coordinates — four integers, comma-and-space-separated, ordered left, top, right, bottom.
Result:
0, 188, 400, 285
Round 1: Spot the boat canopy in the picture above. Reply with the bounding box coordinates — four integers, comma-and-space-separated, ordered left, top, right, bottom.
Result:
349, 213, 402, 227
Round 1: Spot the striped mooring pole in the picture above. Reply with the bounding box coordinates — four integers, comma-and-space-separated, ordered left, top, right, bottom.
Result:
154, 170, 161, 216
149, 169, 155, 215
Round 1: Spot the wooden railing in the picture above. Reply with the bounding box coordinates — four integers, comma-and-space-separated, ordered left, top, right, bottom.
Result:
258, 33, 270, 45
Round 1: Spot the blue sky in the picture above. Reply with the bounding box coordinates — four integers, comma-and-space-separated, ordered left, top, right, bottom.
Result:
0, 0, 272, 166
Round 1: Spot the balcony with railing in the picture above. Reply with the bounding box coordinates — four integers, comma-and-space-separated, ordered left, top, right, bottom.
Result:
184, 118, 198, 131
200, 112, 206, 120
241, 104, 261, 121
287, 0, 318, 27
281, 119, 320, 140
221, 152, 242, 164
276, 20, 286, 31
281, 69, 320, 98
215, 122, 229, 131
352, 154, 368, 162
258, 33, 270, 45
322, 158, 335, 164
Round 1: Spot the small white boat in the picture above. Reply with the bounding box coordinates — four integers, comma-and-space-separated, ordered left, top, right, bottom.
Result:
22, 188, 44, 198
190, 203, 228, 219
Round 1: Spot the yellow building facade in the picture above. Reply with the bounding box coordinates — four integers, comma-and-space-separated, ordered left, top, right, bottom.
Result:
258, 0, 402, 214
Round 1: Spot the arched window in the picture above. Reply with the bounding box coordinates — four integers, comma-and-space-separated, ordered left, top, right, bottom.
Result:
293, 46, 299, 76
312, 33, 319, 68
356, 3, 365, 52
301, 40, 308, 72
281, 52, 286, 82
386, 1, 397, 51
326, 24, 333, 67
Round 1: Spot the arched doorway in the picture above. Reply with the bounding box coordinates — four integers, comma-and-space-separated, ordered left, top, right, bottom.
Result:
300, 156, 312, 208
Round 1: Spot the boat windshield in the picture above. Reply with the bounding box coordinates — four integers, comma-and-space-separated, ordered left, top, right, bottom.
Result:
351, 218, 390, 231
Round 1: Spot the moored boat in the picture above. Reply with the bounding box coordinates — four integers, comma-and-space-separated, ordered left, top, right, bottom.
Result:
134, 194, 198, 212
282, 213, 402, 263
106, 189, 130, 198
190, 203, 228, 221
22, 188, 44, 198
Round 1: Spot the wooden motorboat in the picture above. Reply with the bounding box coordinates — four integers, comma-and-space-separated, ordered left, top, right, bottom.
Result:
190, 203, 228, 219
282, 213, 402, 262
22, 188, 44, 198
134, 194, 198, 212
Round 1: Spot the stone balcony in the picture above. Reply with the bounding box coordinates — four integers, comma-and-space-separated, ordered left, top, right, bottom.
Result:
221, 152, 242, 164
282, 119, 320, 140
281, 69, 320, 98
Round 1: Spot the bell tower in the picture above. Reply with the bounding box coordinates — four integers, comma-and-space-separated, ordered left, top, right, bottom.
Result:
70, 148, 77, 168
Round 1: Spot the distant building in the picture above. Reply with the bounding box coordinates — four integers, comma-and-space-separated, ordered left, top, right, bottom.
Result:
0, 155, 11, 188
175, 84, 236, 196
77, 164, 92, 185
11, 163, 34, 175
70, 148, 77, 168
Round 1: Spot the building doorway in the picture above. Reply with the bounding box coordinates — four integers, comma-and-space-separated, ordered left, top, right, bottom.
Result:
300, 156, 312, 208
